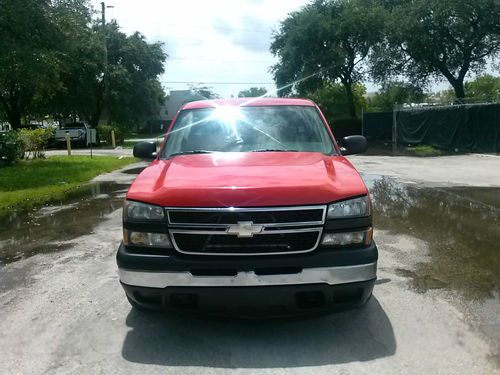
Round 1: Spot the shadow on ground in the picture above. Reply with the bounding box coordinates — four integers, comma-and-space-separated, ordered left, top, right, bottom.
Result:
121, 297, 395, 368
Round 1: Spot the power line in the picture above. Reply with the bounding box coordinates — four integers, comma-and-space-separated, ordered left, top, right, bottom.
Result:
168, 57, 274, 64
163, 36, 270, 47
161, 81, 275, 85
115, 19, 271, 34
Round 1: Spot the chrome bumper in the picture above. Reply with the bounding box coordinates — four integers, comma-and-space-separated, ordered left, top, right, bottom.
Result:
119, 262, 377, 288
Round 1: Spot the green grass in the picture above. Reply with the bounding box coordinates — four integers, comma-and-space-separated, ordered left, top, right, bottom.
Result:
408, 145, 442, 157
0, 156, 136, 212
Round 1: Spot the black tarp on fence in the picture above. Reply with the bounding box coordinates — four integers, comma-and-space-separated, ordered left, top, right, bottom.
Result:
362, 111, 392, 140
396, 104, 500, 153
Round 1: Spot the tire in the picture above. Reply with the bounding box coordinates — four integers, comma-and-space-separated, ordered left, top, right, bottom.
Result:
126, 295, 158, 313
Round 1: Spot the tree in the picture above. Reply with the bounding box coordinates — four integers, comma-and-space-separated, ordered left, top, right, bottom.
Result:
372, 0, 500, 100
0, 1, 167, 130
270, 0, 384, 118
106, 27, 167, 129
52, 21, 167, 129
238, 87, 268, 98
0, 0, 68, 128
188, 85, 220, 100
309, 82, 367, 120
465, 75, 500, 102
368, 81, 428, 111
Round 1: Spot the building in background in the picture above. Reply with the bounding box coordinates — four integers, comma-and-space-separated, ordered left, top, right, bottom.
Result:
162, 90, 206, 121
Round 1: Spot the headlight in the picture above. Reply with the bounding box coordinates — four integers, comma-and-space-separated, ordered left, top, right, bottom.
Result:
327, 196, 370, 218
123, 200, 164, 220
321, 228, 373, 247
123, 229, 172, 248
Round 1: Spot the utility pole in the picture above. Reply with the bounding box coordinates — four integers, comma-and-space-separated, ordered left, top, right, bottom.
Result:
101, 2, 112, 124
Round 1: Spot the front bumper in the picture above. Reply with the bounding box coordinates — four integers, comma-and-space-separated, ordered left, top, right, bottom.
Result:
117, 241, 378, 316
122, 280, 375, 317
119, 262, 376, 288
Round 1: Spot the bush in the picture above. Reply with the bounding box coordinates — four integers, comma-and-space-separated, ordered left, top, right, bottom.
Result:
17, 128, 53, 159
329, 118, 362, 140
0, 131, 21, 167
97, 124, 124, 146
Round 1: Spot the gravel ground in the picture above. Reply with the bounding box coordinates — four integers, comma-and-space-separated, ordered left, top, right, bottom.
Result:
0, 155, 499, 374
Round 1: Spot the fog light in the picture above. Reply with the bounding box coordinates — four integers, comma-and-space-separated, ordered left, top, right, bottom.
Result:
124, 230, 172, 248
321, 228, 372, 246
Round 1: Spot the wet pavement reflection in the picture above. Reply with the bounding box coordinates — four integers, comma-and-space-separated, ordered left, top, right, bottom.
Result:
0, 182, 129, 265
366, 176, 500, 300
1, 171, 499, 303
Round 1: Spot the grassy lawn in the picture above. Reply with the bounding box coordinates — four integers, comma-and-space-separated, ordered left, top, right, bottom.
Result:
0, 156, 136, 212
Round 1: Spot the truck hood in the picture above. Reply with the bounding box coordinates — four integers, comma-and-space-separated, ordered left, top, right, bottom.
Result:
126, 152, 368, 207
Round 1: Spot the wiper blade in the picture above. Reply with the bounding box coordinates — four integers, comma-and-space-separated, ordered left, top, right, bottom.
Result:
168, 150, 214, 157
251, 149, 299, 152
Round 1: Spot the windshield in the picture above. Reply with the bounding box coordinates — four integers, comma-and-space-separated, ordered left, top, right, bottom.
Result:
162, 105, 335, 158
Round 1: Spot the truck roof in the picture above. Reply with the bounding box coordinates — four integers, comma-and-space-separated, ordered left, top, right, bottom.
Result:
181, 97, 316, 110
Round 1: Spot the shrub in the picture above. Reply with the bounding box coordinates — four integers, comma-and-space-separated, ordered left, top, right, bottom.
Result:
97, 124, 124, 146
17, 128, 53, 159
0, 131, 21, 167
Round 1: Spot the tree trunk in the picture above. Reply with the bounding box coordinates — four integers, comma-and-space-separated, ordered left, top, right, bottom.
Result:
451, 79, 466, 101
342, 81, 357, 119
7, 109, 21, 129
0, 94, 22, 129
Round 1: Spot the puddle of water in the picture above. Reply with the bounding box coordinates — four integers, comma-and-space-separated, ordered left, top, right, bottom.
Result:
367, 177, 500, 300
0, 182, 130, 265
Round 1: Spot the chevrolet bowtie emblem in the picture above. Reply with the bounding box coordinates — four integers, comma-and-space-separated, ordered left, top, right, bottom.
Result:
226, 221, 264, 238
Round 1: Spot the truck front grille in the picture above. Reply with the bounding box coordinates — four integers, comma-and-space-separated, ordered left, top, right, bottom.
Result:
171, 230, 321, 255
168, 208, 324, 226
166, 205, 326, 256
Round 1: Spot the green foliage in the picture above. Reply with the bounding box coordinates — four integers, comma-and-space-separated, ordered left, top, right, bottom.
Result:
0, 0, 69, 128
465, 75, 500, 102
188, 85, 220, 100
270, 0, 384, 118
0, 156, 135, 212
0, 131, 21, 167
371, 0, 500, 99
105, 26, 167, 129
238, 87, 268, 98
309, 82, 367, 120
0, 1, 167, 130
17, 128, 54, 159
97, 124, 124, 146
368, 81, 428, 111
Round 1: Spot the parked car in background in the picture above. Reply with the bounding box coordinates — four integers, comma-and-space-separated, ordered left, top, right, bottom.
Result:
0, 123, 12, 133
55, 122, 93, 148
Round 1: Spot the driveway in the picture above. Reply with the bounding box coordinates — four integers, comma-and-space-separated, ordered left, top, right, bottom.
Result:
0, 155, 499, 374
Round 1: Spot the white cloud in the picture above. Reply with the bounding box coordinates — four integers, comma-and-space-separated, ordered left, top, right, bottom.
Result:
91, 0, 309, 97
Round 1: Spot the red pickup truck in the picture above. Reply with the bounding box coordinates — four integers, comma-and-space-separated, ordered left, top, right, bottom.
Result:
117, 98, 377, 317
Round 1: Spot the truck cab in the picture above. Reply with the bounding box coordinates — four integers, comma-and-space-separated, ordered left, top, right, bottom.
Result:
117, 98, 377, 317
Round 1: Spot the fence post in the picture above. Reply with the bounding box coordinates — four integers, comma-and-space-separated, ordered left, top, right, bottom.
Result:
361, 107, 364, 136
392, 103, 398, 156
111, 130, 116, 148
66, 131, 72, 156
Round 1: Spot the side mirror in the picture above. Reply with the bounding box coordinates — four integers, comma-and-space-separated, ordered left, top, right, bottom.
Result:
133, 141, 157, 160
340, 135, 368, 155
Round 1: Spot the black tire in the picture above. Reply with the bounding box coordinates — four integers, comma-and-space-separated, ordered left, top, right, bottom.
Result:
126, 295, 158, 313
